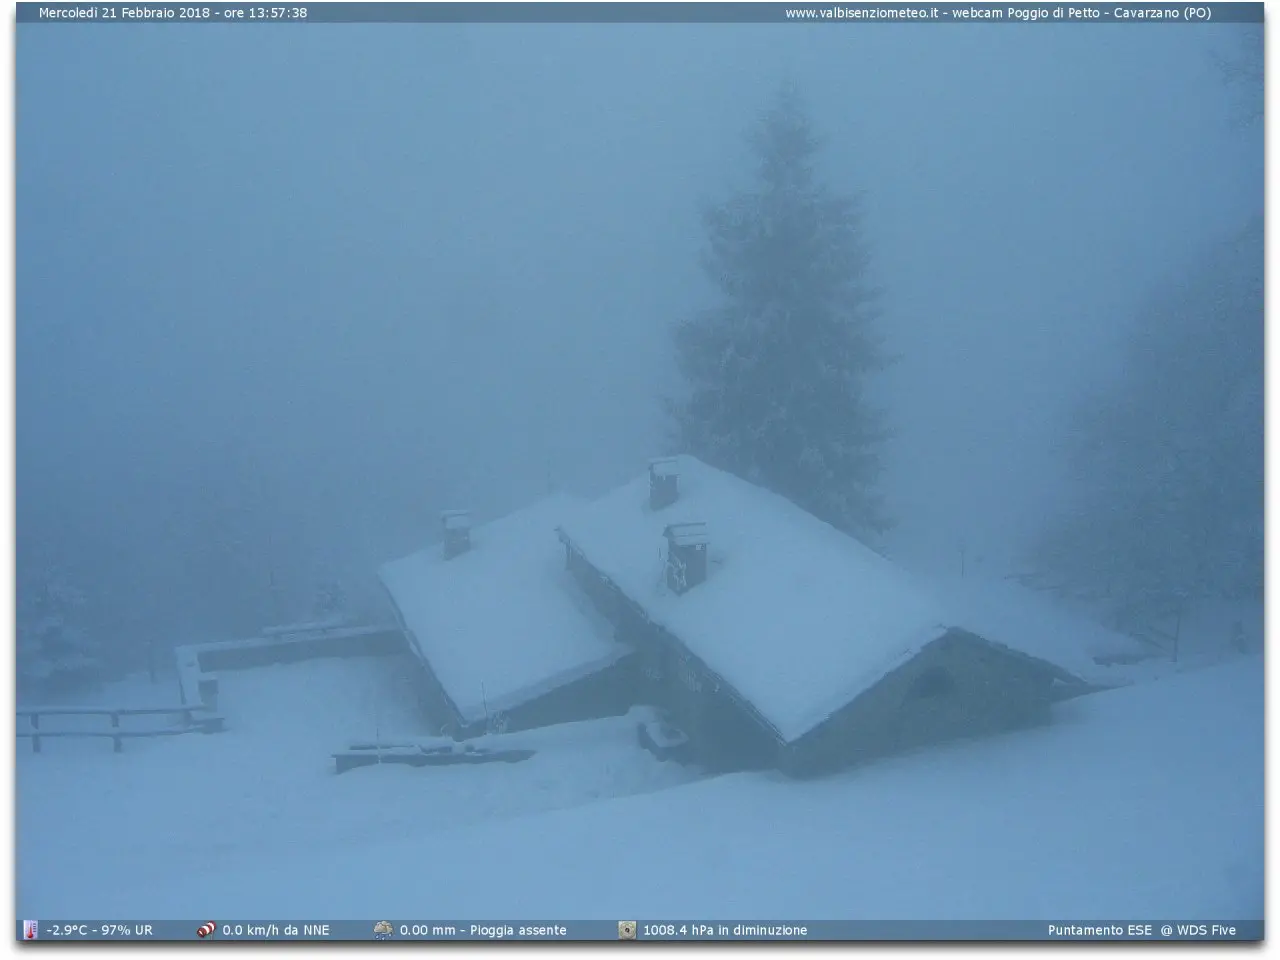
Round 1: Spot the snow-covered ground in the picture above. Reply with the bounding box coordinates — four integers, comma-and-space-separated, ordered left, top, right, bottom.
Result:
17, 648, 1262, 923
16, 655, 700, 917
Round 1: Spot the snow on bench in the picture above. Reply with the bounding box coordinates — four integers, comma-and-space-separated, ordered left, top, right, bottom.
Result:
332, 739, 536, 774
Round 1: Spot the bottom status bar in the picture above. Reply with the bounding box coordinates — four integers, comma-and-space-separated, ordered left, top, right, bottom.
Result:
19, 920, 1264, 942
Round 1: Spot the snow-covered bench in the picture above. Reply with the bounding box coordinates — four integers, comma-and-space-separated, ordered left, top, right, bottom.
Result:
333, 739, 535, 774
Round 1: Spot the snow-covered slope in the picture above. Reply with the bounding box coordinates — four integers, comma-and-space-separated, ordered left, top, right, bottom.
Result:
20, 656, 1261, 921
16, 656, 701, 916
379, 495, 628, 722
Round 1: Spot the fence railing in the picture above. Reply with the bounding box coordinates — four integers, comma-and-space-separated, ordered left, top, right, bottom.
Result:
17, 705, 224, 754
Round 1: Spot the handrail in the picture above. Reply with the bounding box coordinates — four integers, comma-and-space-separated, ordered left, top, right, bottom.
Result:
17, 705, 210, 718
16, 711, 225, 753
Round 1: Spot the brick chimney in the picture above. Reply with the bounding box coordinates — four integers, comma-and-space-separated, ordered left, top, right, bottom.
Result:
664, 522, 708, 594
649, 457, 679, 510
441, 510, 472, 560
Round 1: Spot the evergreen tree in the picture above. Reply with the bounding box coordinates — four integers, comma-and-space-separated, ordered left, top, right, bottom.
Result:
1216, 28, 1263, 126
18, 571, 103, 699
1033, 216, 1263, 621
312, 580, 347, 623
1033, 39, 1260, 631
667, 84, 893, 540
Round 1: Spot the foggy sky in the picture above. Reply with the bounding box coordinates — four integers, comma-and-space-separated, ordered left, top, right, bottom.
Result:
17, 19, 1261, 640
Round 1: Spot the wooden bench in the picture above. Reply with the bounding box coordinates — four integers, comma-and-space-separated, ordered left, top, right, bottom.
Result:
333, 743, 535, 775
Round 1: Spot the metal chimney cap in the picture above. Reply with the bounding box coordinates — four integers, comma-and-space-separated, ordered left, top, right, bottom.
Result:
441, 509, 473, 530
648, 456, 680, 477
664, 521, 709, 547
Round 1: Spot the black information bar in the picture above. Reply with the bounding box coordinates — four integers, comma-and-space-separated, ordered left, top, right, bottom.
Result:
16, 2, 1265, 24
19, 920, 1264, 941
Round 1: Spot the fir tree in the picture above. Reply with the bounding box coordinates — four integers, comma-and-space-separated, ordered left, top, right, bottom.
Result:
312, 580, 347, 623
18, 571, 103, 699
1033, 217, 1263, 621
1033, 42, 1260, 630
667, 84, 893, 540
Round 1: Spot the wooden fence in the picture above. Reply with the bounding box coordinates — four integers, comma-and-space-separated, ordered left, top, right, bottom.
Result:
17, 705, 225, 754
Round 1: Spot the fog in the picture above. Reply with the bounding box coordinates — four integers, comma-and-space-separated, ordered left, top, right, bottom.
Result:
17, 21, 1260, 655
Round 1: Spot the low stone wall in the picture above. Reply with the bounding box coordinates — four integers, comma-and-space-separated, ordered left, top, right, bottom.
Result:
174, 625, 406, 710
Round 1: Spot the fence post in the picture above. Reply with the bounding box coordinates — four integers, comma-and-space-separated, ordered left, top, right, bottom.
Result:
196, 672, 218, 711
113, 735, 122, 754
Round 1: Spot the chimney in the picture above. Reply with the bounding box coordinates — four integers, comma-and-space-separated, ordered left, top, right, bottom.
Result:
664, 522, 708, 595
441, 510, 472, 560
649, 457, 680, 510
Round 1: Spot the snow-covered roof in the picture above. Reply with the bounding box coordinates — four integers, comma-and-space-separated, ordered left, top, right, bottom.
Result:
557, 456, 964, 744
378, 495, 629, 725
559, 456, 1107, 744
921, 574, 1143, 685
